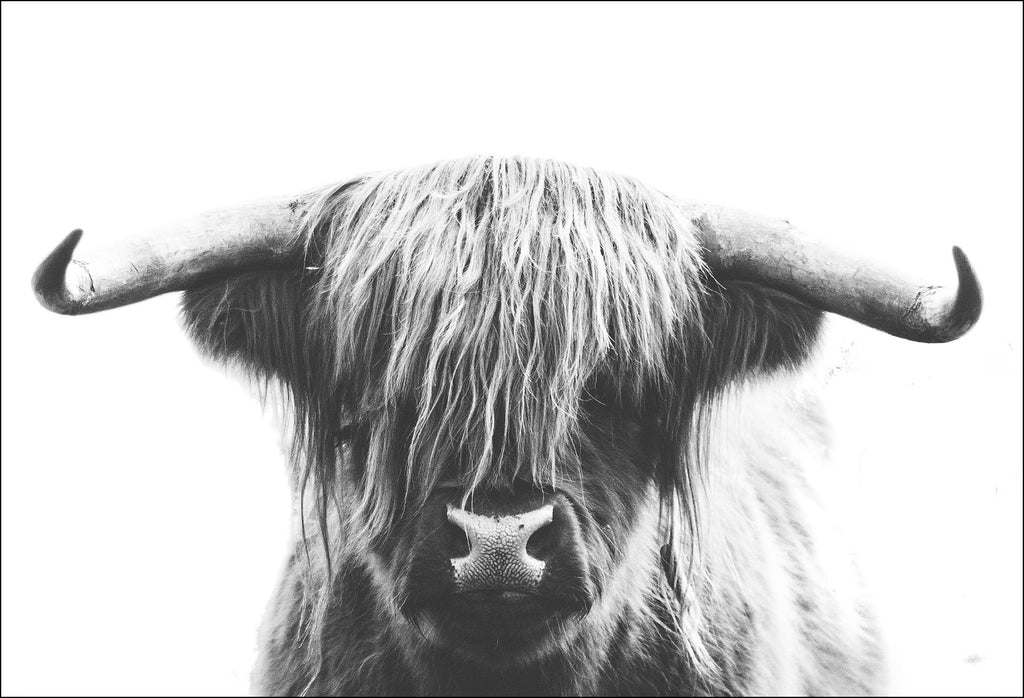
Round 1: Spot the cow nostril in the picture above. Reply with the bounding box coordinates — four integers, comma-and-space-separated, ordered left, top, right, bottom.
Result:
443, 519, 470, 558
525, 519, 557, 560
445, 503, 559, 595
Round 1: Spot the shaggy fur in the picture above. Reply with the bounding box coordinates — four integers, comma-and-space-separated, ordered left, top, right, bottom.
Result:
182, 156, 883, 695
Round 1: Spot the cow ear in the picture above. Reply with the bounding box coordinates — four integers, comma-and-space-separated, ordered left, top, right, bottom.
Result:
180, 271, 311, 386
692, 280, 823, 388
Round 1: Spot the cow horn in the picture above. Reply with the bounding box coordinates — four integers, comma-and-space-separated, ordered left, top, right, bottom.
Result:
32, 191, 984, 343
32, 195, 310, 315
692, 206, 983, 343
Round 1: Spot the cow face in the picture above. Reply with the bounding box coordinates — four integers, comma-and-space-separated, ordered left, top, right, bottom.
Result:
168, 159, 843, 675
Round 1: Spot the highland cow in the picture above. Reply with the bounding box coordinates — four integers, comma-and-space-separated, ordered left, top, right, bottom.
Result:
33, 156, 982, 696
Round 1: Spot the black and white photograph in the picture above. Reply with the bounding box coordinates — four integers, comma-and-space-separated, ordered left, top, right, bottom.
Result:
1, 3, 1021, 696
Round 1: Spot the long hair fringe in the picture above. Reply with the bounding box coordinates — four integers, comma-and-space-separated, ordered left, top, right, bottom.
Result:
183, 155, 823, 683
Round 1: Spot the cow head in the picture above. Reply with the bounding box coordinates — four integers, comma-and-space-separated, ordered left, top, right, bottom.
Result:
33, 157, 981, 671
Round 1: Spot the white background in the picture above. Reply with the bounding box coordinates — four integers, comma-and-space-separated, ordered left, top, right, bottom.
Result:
2, 3, 1020, 695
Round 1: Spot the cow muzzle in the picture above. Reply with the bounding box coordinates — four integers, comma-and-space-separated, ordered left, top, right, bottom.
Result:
446, 503, 553, 597
399, 487, 593, 656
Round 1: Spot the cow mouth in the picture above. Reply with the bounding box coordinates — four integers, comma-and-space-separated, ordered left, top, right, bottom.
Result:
410, 589, 585, 658
446, 590, 566, 625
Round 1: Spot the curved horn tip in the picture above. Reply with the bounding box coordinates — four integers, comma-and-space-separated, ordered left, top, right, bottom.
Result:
951, 246, 979, 294
934, 245, 983, 342
32, 229, 87, 315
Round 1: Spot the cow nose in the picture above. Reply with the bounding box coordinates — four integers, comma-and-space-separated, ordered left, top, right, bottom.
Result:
446, 503, 553, 594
